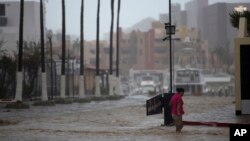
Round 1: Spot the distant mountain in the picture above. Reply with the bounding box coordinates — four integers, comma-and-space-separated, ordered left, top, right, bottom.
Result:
124, 17, 156, 33
102, 17, 156, 39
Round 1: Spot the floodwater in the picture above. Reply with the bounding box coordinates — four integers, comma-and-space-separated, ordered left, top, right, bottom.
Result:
0, 94, 249, 141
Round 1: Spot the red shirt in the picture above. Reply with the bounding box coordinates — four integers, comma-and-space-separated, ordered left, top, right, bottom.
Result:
170, 93, 184, 116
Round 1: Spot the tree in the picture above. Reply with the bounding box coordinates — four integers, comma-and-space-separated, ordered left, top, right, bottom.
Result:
213, 42, 233, 74
80, 0, 84, 76
96, 0, 100, 76
0, 38, 7, 57
40, 0, 45, 74
15, 0, 25, 101
116, 0, 121, 77
79, 0, 85, 98
60, 0, 66, 98
229, 10, 250, 36
40, 0, 48, 101
23, 42, 40, 99
95, 0, 101, 96
109, 0, 115, 75
0, 56, 16, 99
108, 0, 115, 96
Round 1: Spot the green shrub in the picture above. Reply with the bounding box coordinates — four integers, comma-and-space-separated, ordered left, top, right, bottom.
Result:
6, 101, 30, 109
74, 98, 92, 103
33, 100, 55, 106
54, 98, 73, 104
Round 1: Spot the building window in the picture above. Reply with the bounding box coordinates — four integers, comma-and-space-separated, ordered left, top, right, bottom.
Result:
155, 60, 160, 64
140, 39, 143, 44
139, 49, 143, 55
89, 58, 96, 65
103, 47, 109, 54
154, 47, 167, 53
90, 49, 96, 54
122, 60, 128, 64
154, 38, 162, 43
121, 48, 130, 54
0, 4, 6, 16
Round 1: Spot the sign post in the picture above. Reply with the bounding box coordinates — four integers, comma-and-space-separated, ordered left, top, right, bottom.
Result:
163, 93, 173, 125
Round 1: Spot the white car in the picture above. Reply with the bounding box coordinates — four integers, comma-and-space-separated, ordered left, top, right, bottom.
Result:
141, 85, 155, 94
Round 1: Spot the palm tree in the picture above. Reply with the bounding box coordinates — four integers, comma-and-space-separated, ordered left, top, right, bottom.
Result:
229, 10, 250, 35
116, 0, 121, 77
109, 0, 115, 96
79, 0, 85, 98
15, 0, 24, 101
0, 38, 7, 57
213, 42, 233, 74
60, 0, 66, 98
40, 0, 48, 101
114, 0, 122, 95
95, 0, 101, 97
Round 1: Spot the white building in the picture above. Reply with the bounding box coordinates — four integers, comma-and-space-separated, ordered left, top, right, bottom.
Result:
0, 0, 44, 55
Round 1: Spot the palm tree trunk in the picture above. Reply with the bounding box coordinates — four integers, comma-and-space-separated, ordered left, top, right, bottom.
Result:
95, 0, 101, 97
15, 0, 24, 101
40, 0, 48, 101
116, 0, 121, 77
109, 0, 115, 96
79, 0, 85, 98
60, 0, 66, 98
115, 0, 122, 95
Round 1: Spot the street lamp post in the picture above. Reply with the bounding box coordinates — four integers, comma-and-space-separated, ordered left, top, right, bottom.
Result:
163, 23, 176, 92
163, 5, 176, 93
169, 0, 173, 94
162, 0, 176, 126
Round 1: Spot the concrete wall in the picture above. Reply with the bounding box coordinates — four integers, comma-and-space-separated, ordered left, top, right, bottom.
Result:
234, 37, 250, 115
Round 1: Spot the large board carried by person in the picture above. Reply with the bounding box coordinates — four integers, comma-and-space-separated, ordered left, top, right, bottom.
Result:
146, 94, 163, 116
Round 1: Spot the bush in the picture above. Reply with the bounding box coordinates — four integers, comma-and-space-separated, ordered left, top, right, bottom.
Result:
92, 95, 125, 101
74, 98, 92, 103
6, 101, 30, 109
107, 95, 125, 100
54, 98, 73, 104
33, 100, 55, 106
74, 95, 126, 103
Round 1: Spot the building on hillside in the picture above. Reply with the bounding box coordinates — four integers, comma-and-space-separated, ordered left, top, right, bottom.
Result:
117, 21, 172, 74
117, 20, 207, 75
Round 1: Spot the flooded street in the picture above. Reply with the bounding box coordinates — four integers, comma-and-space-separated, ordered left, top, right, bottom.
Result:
0, 95, 249, 141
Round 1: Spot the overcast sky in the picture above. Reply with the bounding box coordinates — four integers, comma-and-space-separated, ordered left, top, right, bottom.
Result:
44, 0, 250, 41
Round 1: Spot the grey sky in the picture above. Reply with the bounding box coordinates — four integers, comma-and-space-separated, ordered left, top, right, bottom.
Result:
45, 0, 250, 40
